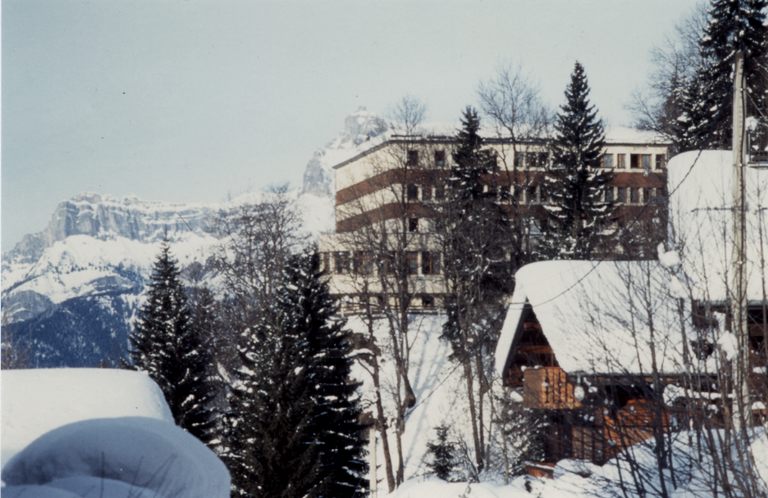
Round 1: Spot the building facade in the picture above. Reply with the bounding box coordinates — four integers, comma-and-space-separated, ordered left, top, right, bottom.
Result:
319, 129, 671, 313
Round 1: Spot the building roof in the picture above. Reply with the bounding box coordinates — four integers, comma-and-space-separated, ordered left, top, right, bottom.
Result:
332, 125, 670, 171
667, 150, 768, 304
494, 260, 699, 378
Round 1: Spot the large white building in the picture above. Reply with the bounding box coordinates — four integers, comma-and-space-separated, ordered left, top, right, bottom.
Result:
319, 127, 671, 312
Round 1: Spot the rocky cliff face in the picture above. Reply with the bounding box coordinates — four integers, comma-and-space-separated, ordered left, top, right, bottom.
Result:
1, 109, 386, 367
301, 108, 389, 196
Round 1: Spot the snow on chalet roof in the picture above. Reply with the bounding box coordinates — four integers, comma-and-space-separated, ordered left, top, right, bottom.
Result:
494, 260, 694, 378
668, 150, 768, 304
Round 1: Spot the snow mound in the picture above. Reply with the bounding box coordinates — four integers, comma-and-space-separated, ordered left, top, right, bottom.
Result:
1, 368, 173, 466
2, 417, 229, 498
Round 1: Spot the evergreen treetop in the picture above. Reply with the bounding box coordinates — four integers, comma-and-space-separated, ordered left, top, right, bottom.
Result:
541, 61, 616, 260
130, 242, 218, 445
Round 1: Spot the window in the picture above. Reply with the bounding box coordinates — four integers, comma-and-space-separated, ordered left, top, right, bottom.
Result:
630, 188, 640, 204
407, 150, 419, 166
421, 294, 435, 308
406, 252, 419, 275
617, 154, 626, 168
434, 150, 446, 167
321, 252, 330, 273
630, 154, 641, 169
333, 251, 350, 274
526, 185, 540, 204
421, 251, 441, 274
408, 217, 419, 232
642, 154, 652, 170
642, 188, 651, 204
434, 184, 446, 201
353, 251, 373, 275
514, 153, 524, 168
406, 184, 419, 201
421, 185, 432, 201
655, 154, 666, 169
601, 154, 614, 168
605, 187, 615, 202
617, 187, 627, 203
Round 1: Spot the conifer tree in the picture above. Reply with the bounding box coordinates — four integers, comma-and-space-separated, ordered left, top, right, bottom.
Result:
426, 424, 457, 481
676, 0, 768, 150
540, 62, 616, 259
225, 250, 368, 498
439, 107, 512, 473
129, 242, 218, 445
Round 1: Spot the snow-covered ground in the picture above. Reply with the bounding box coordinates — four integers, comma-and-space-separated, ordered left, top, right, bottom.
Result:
1, 369, 229, 497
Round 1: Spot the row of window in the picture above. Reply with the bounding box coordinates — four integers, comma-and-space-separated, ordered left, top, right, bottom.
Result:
404, 184, 665, 206
323, 251, 442, 276
601, 153, 666, 170
405, 149, 666, 170
345, 293, 438, 309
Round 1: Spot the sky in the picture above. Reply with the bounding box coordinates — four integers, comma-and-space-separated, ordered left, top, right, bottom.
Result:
2, 0, 702, 250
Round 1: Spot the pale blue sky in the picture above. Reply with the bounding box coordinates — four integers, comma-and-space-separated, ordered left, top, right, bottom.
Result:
2, 0, 701, 250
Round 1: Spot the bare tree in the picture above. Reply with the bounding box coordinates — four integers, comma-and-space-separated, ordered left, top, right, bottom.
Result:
478, 64, 552, 266
331, 96, 435, 489
628, 3, 708, 144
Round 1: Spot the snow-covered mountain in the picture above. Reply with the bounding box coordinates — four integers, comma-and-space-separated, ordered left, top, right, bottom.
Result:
1, 109, 389, 366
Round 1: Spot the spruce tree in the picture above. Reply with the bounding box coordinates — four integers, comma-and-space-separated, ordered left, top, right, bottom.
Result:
130, 242, 218, 445
426, 424, 457, 481
540, 61, 616, 259
676, 0, 768, 150
439, 107, 512, 472
225, 250, 367, 498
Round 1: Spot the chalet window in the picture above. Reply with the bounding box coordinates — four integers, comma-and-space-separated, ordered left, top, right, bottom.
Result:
406, 184, 419, 201
655, 154, 666, 169
601, 154, 614, 168
629, 188, 640, 204
406, 149, 419, 166
421, 251, 441, 274
617, 154, 626, 168
333, 251, 350, 274
408, 217, 419, 232
617, 187, 627, 203
406, 251, 419, 275
434, 150, 446, 167
421, 185, 432, 201
434, 184, 446, 201
421, 294, 435, 308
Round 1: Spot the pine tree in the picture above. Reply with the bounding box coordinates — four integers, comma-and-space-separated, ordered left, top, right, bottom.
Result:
439, 107, 512, 473
225, 250, 368, 498
540, 61, 616, 259
676, 0, 768, 150
129, 242, 218, 445
426, 424, 457, 481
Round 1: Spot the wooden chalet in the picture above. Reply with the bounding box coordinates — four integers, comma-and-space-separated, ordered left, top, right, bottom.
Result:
494, 261, 716, 474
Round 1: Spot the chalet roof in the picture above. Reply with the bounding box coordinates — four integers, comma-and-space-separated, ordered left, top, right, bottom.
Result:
668, 150, 768, 304
494, 261, 698, 378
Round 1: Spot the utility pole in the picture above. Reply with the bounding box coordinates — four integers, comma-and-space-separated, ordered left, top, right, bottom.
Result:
731, 50, 751, 428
